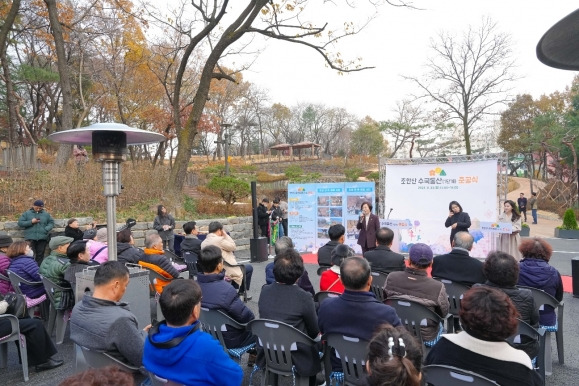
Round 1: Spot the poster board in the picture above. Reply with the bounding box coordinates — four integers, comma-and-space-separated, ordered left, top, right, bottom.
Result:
288, 182, 375, 253
384, 160, 498, 258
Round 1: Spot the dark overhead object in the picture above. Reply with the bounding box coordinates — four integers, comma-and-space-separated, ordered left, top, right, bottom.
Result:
537, 8, 579, 70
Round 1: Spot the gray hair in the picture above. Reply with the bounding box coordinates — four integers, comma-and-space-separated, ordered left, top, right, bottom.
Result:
453, 232, 474, 250
145, 233, 162, 249
274, 236, 295, 255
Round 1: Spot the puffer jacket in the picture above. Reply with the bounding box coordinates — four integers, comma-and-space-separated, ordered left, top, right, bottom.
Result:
17, 208, 54, 241
518, 258, 563, 326
139, 250, 179, 294
0, 253, 14, 294
117, 243, 145, 265
39, 252, 72, 309
484, 281, 539, 359
8, 255, 45, 298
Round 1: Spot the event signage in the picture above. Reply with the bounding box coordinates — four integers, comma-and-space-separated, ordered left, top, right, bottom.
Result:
478, 222, 513, 234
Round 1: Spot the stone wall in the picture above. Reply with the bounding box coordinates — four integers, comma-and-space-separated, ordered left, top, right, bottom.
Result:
1, 216, 254, 251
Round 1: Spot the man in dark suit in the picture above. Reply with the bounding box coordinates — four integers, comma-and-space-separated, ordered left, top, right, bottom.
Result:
317, 224, 345, 266
363, 227, 405, 274
431, 232, 485, 285
180, 221, 203, 259
318, 256, 401, 371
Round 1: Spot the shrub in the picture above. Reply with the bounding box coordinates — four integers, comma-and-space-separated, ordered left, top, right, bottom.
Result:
367, 171, 380, 182
284, 165, 303, 181
344, 168, 363, 182
206, 176, 251, 209
561, 208, 579, 230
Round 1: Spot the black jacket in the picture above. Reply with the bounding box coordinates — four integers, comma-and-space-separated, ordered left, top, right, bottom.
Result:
363, 245, 405, 274
257, 204, 269, 227
444, 211, 471, 242
180, 236, 202, 258
116, 243, 145, 265
65, 226, 84, 241
431, 248, 486, 285
317, 240, 340, 266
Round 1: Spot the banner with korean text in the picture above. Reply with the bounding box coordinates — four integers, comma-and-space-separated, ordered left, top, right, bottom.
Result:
288, 182, 375, 253
384, 160, 497, 258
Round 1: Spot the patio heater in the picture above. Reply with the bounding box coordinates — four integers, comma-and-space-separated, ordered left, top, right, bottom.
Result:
48, 123, 165, 261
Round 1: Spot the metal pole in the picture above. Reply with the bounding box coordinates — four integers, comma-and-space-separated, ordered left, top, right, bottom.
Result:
224, 133, 230, 176
102, 161, 120, 261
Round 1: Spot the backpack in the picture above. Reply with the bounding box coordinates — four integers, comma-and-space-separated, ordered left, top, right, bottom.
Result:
1, 292, 28, 318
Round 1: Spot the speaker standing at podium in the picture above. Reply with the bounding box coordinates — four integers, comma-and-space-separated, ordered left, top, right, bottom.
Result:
356, 201, 380, 254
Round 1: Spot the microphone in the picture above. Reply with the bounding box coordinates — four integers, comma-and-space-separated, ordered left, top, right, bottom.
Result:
387, 208, 393, 219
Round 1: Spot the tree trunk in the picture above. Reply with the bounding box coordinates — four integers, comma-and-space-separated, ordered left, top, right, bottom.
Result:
45, 0, 74, 165
0, 0, 21, 147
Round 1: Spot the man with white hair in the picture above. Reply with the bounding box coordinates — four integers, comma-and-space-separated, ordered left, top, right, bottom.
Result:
139, 233, 180, 294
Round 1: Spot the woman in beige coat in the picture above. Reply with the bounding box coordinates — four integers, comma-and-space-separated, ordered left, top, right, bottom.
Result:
498, 200, 522, 261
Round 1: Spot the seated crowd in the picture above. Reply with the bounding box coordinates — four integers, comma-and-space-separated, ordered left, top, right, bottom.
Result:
0, 214, 561, 386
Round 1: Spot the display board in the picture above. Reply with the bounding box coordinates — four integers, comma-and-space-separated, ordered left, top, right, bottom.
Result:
384, 160, 497, 258
288, 182, 375, 253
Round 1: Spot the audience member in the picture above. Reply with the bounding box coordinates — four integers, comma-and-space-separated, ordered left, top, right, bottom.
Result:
65, 218, 87, 241
318, 257, 401, 371
431, 232, 485, 285
258, 248, 321, 383
116, 227, 145, 265
201, 221, 253, 296
64, 240, 99, 297
7, 241, 46, 299
153, 205, 176, 252
317, 224, 345, 267
180, 221, 202, 260
366, 324, 423, 386
279, 197, 289, 237
59, 365, 135, 386
197, 245, 256, 350
18, 199, 54, 264
363, 227, 405, 274
518, 237, 563, 327
482, 251, 539, 359
257, 198, 271, 242
0, 234, 14, 294
70, 261, 148, 367
139, 233, 180, 294
143, 280, 243, 385
0, 294, 63, 372
265, 236, 314, 295
384, 243, 449, 344
40, 236, 73, 309
319, 244, 355, 293
426, 286, 543, 385
85, 228, 109, 264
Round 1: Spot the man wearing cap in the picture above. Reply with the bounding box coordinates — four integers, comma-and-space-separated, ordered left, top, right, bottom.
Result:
0, 234, 14, 294
18, 200, 55, 264
384, 243, 449, 345
40, 235, 74, 309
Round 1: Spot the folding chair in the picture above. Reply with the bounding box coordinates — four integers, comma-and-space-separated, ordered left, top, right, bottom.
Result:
78, 344, 140, 373
0, 314, 29, 382
41, 275, 73, 344
506, 319, 546, 381
517, 285, 564, 372
370, 271, 388, 301
199, 307, 255, 362
424, 365, 499, 385
385, 299, 446, 352
313, 291, 341, 304
323, 333, 369, 386
247, 319, 319, 386
223, 260, 250, 302
7, 270, 48, 318
433, 278, 470, 333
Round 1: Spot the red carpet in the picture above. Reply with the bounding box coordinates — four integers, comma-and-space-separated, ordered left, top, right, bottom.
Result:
303, 253, 574, 293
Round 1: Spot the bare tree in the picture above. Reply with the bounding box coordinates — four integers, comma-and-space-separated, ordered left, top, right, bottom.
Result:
405, 17, 517, 155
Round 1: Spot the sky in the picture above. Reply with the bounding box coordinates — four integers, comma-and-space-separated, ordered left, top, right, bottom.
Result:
236, 1, 579, 122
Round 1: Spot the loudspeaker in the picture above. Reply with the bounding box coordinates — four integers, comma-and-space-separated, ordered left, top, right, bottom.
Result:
250, 237, 269, 263
572, 257, 579, 297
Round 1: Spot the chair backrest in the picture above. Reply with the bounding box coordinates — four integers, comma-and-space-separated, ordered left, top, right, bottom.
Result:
6, 270, 42, 297
182, 251, 201, 278
199, 307, 245, 352
516, 285, 562, 312
0, 314, 21, 344
247, 319, 317, 376
163, 249, 181, 262
370, 271, 388, 301
314, 291, 341, 304
434, 278, 470, 316
78, 345, 140, 373
0, 272, 10, 294
147, 371, 185, 386
325, 334, 369, 386
385, 299, 443, 344
424, 365, 499, 385
40, 275, 70, 307
505, 319, 546, 380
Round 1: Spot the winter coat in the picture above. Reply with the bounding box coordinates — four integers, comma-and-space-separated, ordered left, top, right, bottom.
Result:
257, 204, 270, 227
201, 233, 242, 286
0, 253, 14, 294
39, 252, 72, 309
139, 249, 179, 294
116, 243, 144, 265
87, 240, 108, 264
153, 214, 176, 242
8, 255, 45, 298
18, 208, 55, 241
180, 236, 202, 259
518, 257, 563, 326
65, 226, 84, 241
444, 211, 471, 244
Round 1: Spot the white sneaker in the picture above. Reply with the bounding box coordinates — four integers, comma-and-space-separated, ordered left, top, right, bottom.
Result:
268, 254, 275, 259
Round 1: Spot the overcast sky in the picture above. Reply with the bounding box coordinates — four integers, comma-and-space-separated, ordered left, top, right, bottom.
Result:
238, 1, 578, 121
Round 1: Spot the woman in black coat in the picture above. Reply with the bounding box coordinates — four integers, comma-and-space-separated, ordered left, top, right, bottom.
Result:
444, 200, 471, 245
64, 218, 84, 241
356, 201, 380, 254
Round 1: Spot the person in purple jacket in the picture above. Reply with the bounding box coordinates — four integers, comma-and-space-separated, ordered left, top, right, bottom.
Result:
517, 237, 563, 327
7, 241, 46, 299
0, 234, 14, 294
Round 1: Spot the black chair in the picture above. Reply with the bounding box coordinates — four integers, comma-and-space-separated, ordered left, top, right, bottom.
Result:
247, 319, 319, 386
314, 291, 341, 304
182, 251, 201, 279
505, 319, 546, 381
223, 260, 250, 302
317, 265, 331, 276
424, 365, 499, 385
78, 344, 140, 373
41, 275, 73, 344
323, 333, 369, 386
7, 270, 48, 318
433, 278, 470, 333
199, 307, 255, 362
369, 271, 388, 301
